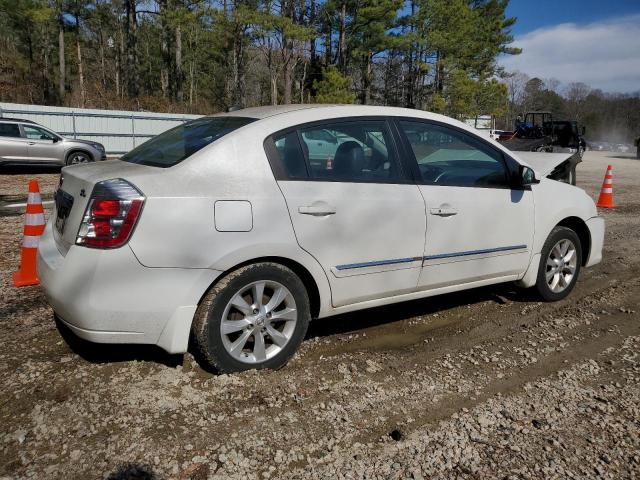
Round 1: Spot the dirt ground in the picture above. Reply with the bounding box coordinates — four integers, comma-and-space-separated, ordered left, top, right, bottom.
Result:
1, 152, 639, 480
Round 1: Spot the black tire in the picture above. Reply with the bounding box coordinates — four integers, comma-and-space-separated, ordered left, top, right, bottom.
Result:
535, 226, 582, 301
191, 262, 311, 373
65, 151, 93, 166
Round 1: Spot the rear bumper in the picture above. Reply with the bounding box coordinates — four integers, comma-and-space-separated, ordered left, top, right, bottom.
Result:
585, 216, 605, 267
37, 221, 221, 353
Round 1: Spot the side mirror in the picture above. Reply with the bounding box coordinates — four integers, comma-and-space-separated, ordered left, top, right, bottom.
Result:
581, 126, 586, 136
520, 165, 540, 186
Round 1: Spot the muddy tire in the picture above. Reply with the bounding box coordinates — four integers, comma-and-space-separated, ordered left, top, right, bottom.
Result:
191, 262, 310, 373
535, 227, 582, 302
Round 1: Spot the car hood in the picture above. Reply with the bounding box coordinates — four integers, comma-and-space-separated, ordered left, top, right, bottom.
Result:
514, 152, 576, 176
63, 138, 102, 147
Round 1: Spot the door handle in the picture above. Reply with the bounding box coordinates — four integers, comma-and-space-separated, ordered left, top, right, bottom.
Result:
429, 207, 457, 217
28, 142, 36, 145
298, 204, 337, 216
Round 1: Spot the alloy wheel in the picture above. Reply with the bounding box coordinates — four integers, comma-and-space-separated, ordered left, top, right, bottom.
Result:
69, 153, 90, 164
545, 239, 577, 293
220, 280, 298, 364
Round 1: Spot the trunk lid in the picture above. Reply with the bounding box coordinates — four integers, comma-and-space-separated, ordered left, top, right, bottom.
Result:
53, 160, 154, 255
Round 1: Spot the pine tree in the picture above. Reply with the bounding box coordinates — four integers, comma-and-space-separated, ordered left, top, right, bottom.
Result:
313, 65, 354, 103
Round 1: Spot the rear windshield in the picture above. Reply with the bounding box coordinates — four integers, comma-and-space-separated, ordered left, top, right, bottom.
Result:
121, 116, 256, 168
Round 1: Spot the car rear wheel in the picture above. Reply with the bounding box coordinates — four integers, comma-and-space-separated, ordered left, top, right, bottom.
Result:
66, 151, 92, 165
535, 226, 582, 301
191, 262, 311, 373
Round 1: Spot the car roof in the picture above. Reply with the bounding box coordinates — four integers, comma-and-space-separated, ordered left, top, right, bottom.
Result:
207, 104, 450, 121
208, 104, 335, 119
0, 117, 36, 124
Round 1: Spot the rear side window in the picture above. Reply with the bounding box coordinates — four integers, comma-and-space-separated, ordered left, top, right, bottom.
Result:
0, 123, 21, 138
268, 120, 404, 183
121, 116, 256, 168
272, 132, 308, 179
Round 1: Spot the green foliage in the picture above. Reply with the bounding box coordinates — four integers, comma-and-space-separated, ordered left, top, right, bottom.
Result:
313, 66, 355, 104
0, 0, 518, 120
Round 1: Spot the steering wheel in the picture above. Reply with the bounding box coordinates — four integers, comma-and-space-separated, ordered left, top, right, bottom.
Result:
420, 164, 443, 183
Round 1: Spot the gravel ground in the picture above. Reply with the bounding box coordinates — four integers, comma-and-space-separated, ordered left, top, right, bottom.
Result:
1, 152, 639, 480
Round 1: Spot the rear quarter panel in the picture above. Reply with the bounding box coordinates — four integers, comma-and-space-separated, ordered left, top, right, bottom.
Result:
126, 127, 333, 314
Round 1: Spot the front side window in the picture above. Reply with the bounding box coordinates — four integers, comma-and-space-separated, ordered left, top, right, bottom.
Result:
23, 125, 57, 141
121, 116, 256, 168
399, 121, 509, 188
0, 123, 20, 138
271, 120, 403, 183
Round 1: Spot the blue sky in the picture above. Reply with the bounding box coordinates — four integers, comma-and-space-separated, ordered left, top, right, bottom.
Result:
506, 0, 640, 36
500, 0, 640, 93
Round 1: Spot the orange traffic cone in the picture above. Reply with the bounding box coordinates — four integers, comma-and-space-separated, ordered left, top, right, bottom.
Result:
13, 180, 46, 287
596, 165, 618, 209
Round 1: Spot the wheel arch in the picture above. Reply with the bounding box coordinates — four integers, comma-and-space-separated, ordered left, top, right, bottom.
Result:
65, 148, 94, 164
196, 256, 323, 320
555, 216, 590, 266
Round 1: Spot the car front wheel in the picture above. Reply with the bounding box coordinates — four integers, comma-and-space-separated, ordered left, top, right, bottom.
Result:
535, 226, 582, 301
192, 262, 311, 373
66, 151, 92, 165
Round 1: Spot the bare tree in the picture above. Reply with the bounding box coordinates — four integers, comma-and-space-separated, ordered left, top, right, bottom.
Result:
565, 82, 591, 121
503, 70, 529, 127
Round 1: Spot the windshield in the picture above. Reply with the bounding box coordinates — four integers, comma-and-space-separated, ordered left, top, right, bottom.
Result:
121, 116, 256, 168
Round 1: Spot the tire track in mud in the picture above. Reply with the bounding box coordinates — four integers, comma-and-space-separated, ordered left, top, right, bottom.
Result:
292, 264, 640, 448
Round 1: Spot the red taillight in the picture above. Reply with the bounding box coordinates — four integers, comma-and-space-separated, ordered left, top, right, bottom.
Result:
93, 199, 121, 216
76, 179, 145, 249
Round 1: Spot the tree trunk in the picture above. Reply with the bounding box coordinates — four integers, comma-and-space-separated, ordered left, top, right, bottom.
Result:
282, 0, 294, 105
405, 0, 416, 108
58, 16, 65, 101
115, 26, 123, 98
271, 75, 278, 106
159, 0, 170, 98
300, 60, 307, 103
232, 23, 246, 107
338, 2, 346, 72
283, 61, 293, 104
42, 25, 52, 103
324, 19, 331, 66
309, 0, 316, 62
99, 32, 106, 88
76, 39, 85, 106
360, 53, 372, 104
75, 12, 85, 107
175, 24, 183, 102
189, 60, 194, 106
125, 0, 139, 98
267, 46, 277, 106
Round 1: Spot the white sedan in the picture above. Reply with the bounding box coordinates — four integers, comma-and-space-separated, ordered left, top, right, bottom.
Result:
37, 105, 604, 373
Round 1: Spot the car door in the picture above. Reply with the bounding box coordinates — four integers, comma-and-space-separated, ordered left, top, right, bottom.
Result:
266, 118, 427, 308
22, 125, 64, 163
0, 123, 29, 163
395, 119, 534, 290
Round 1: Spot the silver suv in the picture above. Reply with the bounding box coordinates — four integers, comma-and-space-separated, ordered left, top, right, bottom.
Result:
0, 118, 106, 167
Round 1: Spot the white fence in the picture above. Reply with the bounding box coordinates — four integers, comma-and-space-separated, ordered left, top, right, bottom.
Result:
0, 102, 201, 155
